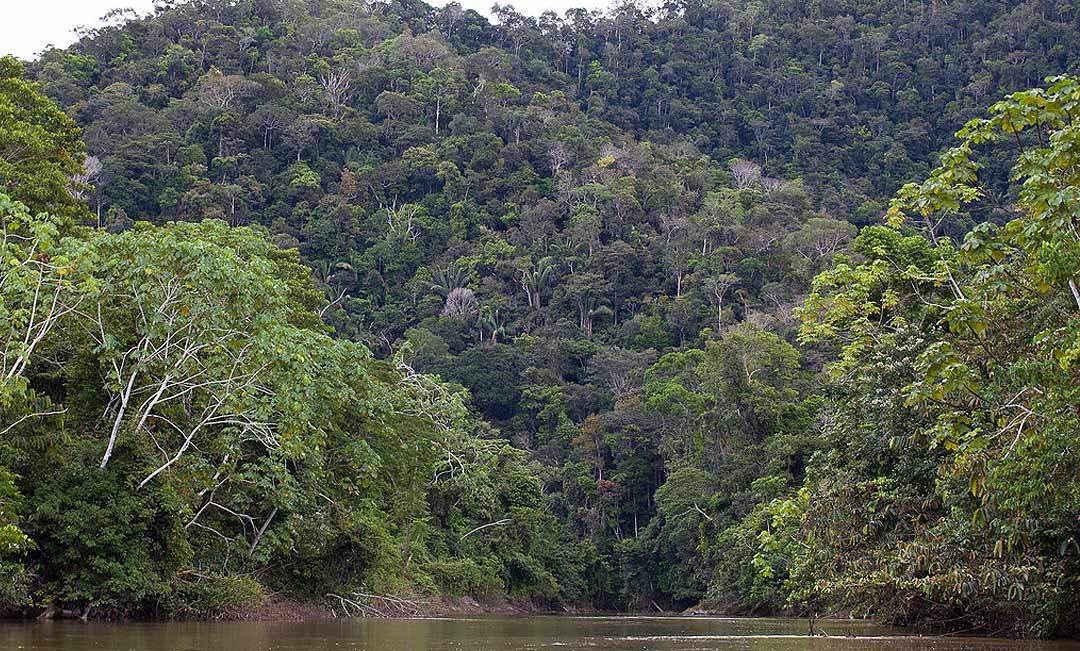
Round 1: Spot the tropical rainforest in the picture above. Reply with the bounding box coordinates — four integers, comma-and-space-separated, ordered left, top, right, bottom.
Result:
2, 0, 1080, 637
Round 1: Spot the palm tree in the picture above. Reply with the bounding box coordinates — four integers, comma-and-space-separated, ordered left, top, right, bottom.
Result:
519, 257, 554, 310
550, 238, 578, 274
566, 271, 613, 339
582, 304, 613, 339
430, 260, 469, 297
477, 307, 508, 342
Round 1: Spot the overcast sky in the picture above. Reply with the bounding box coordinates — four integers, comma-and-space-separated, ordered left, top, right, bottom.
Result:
2, 0, 611, 61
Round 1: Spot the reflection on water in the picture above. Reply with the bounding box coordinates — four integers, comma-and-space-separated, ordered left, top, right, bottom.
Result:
3, 616, 1079, 651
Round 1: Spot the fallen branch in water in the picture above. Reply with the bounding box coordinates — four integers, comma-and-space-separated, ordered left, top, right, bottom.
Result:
328, 593, 385, 617
327, 592, 427, 617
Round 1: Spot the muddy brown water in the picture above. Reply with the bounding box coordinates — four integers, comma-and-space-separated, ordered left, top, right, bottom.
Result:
3, 615, 1079, 650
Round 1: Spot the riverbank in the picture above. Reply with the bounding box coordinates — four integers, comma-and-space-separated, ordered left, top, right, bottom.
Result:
226, 595, 600, 622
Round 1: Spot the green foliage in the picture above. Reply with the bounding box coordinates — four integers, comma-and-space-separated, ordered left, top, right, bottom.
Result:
428, 557, 501, 597
0, 466, 31, 608
707, 480, 800, 613
793, 77, 1080, 636
0, 192, 85, 609
0, 57, 87, 219
0, 193, 84, 407
28, 455, 191, 611
5, 0, 1080, 632
1, 199, 510, 615
164, 573, 266, 619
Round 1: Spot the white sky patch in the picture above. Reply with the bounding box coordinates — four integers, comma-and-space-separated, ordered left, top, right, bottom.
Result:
1, 0, 157, 60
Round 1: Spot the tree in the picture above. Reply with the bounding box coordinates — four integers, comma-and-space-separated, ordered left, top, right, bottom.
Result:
14, 0, 1080, 624
519, 258, 554, 312
0, 197, 82, 606
0, 57, 87, 219
638, 466, 716, 606
566, 272, 612, 339
0, 195, 83, 409
317, 67, 353, 117
643, 348, 711, 468
702, 271, 738, 329
727, 158, 761, 190
74, 220, 316, 476
248, 104, 294, 149
784, 217, 856, 264
442, 286, 478, 320
418, 67, 466, 135
4, 212, 483, 614
443, 343, 524, 420
192, 68, 255, 111
587, 346, 655, 401
700, 323, 804, 440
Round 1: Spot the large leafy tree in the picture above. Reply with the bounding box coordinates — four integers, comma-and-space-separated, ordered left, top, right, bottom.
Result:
6, 218, 485, 613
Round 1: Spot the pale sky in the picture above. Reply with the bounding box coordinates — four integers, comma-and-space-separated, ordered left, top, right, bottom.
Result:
1, 0, 611, 61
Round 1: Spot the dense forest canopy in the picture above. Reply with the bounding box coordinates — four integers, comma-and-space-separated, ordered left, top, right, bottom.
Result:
1, 0, 1080, 637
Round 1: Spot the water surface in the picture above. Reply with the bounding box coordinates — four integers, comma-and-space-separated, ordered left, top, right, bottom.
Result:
3, 615, 1078, 651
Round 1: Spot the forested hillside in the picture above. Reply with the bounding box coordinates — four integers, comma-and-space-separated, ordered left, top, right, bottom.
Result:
2, 0, 1080, 637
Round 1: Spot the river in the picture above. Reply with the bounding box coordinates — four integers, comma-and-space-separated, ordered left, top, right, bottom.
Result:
3, 616, 1078, 650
